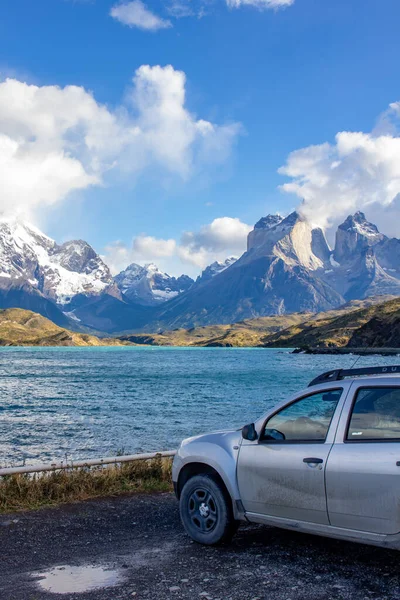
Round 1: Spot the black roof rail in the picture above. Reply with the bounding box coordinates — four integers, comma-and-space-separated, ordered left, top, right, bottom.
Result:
308, 365, 400, 387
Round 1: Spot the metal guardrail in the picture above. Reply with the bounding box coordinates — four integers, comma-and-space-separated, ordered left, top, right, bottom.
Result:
0, 450, 177, 477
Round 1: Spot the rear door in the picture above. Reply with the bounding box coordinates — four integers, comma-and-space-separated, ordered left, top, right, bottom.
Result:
237, 387, 345, 525
326, 383, 400, 535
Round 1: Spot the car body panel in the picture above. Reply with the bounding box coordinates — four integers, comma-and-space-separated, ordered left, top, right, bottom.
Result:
172, 430, 243, 517
237, 440, 333, 523
236, 382, 352, 523
326, 380, 400, 535
245, 512, 400, 549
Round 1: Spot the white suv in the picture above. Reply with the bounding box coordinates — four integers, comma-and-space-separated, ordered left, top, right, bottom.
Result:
173, 365, 400, 548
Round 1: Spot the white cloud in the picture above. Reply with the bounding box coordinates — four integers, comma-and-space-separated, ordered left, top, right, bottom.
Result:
226, 0, 294, 9
180, 216, 251, 255
0, 66, 240, 220
166, 0, 294, 15
103, 216, 251, 276
110, 1, 172, 31
133, 235, 177, 258
278, 101, 400, 231
166, 0, 208, 18
177, 216, 251, 270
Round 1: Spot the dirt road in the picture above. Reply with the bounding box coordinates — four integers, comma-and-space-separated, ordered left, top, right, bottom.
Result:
1, 493, 399, 600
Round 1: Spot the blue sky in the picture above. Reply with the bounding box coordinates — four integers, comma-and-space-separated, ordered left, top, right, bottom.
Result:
1, 0, 400, 276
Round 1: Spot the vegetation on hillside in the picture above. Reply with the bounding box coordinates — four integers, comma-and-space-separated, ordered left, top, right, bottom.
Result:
120, 296, 399, 349
0, 308, 132, 346
121, 312, 309, 347
264, 297, 400, 349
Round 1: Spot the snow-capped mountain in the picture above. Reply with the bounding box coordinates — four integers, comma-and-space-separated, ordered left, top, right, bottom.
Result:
114, 263, 194, 306
0, 218, 115, 305
195, 257, 237, 285
0, 217, 128, 329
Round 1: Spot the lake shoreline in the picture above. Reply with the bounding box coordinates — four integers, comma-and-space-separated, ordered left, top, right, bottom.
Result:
293, 346, 400, 356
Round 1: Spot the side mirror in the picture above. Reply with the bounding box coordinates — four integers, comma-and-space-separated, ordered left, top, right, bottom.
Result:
263, 428, 286, 441
242, 423, 258, 441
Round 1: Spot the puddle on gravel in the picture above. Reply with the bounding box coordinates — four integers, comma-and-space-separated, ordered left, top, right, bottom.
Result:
32, 564, 124, 594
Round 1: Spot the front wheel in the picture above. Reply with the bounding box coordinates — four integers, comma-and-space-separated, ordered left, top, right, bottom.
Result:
180, 474, 237, 545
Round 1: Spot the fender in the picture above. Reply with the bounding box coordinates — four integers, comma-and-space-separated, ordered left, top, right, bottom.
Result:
172, 430, 244, 518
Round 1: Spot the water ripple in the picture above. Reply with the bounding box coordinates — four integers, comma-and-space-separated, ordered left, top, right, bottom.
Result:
0, 347, 399, 465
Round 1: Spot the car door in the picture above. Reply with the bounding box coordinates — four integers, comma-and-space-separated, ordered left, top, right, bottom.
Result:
326, 383, 400, 535
237, 387, 345, 525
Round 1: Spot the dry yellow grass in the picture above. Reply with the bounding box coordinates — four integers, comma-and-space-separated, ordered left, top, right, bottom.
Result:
120, 296, 397, 348
0, 455, 173, 512
121, 313, 310, 347
0, 308, 132, 346
265, 297, 400, 349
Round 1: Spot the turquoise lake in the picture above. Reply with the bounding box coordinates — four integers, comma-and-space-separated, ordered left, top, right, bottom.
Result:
1, 347, 399, 466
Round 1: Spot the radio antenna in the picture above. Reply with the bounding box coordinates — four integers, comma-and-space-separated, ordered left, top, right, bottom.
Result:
349, 353, 362, 370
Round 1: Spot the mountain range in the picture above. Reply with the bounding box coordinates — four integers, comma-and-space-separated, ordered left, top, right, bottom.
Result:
0, 211, 399, 334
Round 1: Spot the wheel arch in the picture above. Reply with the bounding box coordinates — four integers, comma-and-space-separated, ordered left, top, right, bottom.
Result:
176, 461, 243, 519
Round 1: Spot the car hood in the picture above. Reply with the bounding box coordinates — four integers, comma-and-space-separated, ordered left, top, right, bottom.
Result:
180, 428, 242, 449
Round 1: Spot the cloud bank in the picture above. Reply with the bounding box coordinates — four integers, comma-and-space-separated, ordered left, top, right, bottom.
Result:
0, 65, 240, 220
110, 1, 172, 31
278, 101, 400, 232
103, 216, 251, 276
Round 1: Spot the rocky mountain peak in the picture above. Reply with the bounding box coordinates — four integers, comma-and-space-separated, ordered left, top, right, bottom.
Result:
247, 213, 286, 251
246, 210, 329, 271
279, 210, 301, 228
339, 211, 380, 235
0, 217, 114, 306
115, 262, 194, 306
55, 240, 110, 278
254, 214, 283, 230
334, 211, 386, 264
196, 256, 238, 285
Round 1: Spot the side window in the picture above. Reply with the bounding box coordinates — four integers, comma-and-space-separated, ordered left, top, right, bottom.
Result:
347, 387, 400, 441
261, 389, 343, 443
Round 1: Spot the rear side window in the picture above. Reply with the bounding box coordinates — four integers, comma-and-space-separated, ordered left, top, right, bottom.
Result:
347, 387, 400, 441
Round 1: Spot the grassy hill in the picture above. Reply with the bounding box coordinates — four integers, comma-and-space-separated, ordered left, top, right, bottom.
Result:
0, 308, 132, 346
264, 297, 400, 349
120, 296, 398, 349
119, 313, 309, 347
2, 296, 399, 349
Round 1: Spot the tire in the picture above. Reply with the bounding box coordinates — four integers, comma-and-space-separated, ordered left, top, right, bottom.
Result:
179, 474, 238, 545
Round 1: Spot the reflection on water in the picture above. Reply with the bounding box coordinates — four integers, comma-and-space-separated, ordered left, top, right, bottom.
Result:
33, 564, 123, 594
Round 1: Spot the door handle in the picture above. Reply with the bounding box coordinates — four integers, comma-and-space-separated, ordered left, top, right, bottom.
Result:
303, 457, 323, 464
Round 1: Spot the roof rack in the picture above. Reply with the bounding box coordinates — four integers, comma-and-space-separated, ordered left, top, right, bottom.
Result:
308, 365, 400, 387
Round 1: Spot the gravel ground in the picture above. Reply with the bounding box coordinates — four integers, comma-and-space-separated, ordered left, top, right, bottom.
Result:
1, 492, 399, 600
